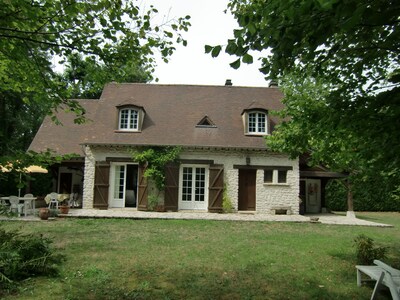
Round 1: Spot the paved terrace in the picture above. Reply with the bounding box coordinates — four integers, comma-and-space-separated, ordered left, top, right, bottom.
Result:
58, 209, 392, 227
1, 209, 393, 227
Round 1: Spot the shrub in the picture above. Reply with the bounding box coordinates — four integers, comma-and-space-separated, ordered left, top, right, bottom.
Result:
222, 184, 234, 213
353, 234, 387, 265
325, 179, 400, 211
0, 226, 65, 292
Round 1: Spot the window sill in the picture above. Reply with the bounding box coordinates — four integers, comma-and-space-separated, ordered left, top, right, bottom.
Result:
263, 183, 290, 187
245, 133, 269, 137
114, 130, 141, 133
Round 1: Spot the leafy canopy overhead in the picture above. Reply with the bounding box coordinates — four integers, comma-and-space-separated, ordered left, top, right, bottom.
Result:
210, 0, 399, 92
0, 0, 190, 168
0, 0, 191, 121
207, 0, 399, 203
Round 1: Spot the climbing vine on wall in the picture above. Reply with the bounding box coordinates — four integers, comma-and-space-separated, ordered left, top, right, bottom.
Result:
130, 146, 181, 191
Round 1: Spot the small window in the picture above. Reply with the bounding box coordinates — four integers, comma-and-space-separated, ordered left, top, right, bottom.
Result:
264, 168, 291, 185
119, 108, 138, 131
264, 170, 273, 183
196, 116, 216, 128
278, 170, 287, 183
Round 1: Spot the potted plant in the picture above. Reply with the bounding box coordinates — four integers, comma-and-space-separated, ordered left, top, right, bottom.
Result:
59, 204, 69, 214
38, 207, 49, 220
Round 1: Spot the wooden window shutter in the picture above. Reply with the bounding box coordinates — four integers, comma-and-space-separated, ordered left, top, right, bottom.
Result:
137, 163, 148, 211
93, 161, 110, 209
164, 162, 179, 211
208, 164, 224, 213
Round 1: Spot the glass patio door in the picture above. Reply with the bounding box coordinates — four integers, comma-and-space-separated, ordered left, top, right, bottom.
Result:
179, 165, 208, 210
109, 163, 138, 208
110, 164, 126, 208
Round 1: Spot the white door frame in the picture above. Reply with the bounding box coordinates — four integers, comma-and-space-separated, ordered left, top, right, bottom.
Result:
178, 164, 209, 210
109, 163, 127, 208
109, 162, 138, 208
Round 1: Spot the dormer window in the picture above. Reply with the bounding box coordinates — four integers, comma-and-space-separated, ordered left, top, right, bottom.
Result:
119, 108, 138, 130
117, 104, 145, 132
248, 112, 266, 133
242, 109, 268, 135
196, 116, 217, 128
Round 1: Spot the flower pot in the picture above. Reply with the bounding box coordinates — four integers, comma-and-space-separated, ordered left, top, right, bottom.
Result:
39, 208, 49, 220
59, 205, 69, 214
155, 204, 165, 212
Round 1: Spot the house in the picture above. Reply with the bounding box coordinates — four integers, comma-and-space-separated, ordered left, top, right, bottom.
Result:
29, 82, 341, 214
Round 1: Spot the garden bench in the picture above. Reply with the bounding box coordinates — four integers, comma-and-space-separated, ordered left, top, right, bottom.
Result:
270, 206, 292, 215
356, 259, 400, 300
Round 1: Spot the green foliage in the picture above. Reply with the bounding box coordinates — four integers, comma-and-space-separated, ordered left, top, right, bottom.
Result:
0, 204, 15, 217
0, 226, 65, 292
354, 234, 387, 265
224, 0, 398, 89
131, 146, 181, 191
222, 184, 234, 213
0, 150, 78, 195
147, 194, 159, 211
216, 0, 400, 205
1, 214, 399, 299
0, 0, 191, 159
266, 72, 400, 208
49, 209, 59, 218
59, 52, 151, 99
326, 180, 400, 212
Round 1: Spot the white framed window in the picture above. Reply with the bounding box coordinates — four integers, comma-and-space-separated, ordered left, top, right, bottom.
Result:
119, 108, 138, 131
245, 111, 268, 135
264, 168, 290, 185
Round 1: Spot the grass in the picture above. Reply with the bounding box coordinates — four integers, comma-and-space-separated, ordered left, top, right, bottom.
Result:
0, 212, 399, 299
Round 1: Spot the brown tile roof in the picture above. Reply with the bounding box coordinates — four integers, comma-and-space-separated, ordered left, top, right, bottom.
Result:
28, 83, 284, 156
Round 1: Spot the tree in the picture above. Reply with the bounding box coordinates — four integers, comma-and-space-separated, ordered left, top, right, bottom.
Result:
0, 0, 190, 159
207, 0, 400, 209
60, 53, 151, 99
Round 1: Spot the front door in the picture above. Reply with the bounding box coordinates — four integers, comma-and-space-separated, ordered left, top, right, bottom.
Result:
238, 169, 256, 211
109, 163, 138, 208
305, 179, 321, 213
179, 165, 208, 210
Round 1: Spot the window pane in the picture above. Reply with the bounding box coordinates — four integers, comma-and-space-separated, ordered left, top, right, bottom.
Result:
248, 113, 256, 132
114, 165, 125, 199
182, 167, 192, 201
258, 114, 265, 132
195, 168, 205, 202
264, 170, 273, 183
129, 110, 138, 129
119, 110, 129, 129
278, 170, 287, 183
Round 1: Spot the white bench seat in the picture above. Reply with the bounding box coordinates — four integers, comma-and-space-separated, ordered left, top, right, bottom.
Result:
356, 260, 400, 300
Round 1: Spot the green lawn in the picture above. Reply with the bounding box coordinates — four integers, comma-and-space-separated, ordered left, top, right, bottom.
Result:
1, 212, 399, 299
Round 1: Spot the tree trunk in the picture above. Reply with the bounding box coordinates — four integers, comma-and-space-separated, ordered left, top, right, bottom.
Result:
346, 180, 355, 218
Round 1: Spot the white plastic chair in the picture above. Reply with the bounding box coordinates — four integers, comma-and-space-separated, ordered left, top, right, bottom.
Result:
9, 195, 24, 216
23, 193, 34, 216
48, 192, 59, 209
69, 193, 78, 207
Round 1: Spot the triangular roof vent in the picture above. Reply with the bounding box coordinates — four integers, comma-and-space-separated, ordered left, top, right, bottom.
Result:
196, 116, 216, 128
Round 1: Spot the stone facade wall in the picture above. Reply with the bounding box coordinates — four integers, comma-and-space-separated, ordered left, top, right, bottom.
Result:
82, 145, 95, 209
82, 146, 299, 214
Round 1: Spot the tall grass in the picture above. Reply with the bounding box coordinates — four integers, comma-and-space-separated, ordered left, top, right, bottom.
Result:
1, 212, 398, 299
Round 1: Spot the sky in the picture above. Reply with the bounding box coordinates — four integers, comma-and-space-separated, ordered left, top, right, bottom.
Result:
147, 0, 269, 87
